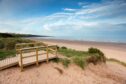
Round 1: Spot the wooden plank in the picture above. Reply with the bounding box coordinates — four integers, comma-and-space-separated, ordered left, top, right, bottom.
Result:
36, 48, 39, 66
22, 53, 47, 59
0, 57, 18, 70
46, 46, 49, 63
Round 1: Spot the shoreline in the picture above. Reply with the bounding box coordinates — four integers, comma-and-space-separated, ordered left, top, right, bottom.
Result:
29, 38, 126, 63
30, 38, 126, 51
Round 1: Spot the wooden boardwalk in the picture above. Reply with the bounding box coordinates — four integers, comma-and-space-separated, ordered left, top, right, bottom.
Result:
0, 42, 58, 71
0, 51, 57, 71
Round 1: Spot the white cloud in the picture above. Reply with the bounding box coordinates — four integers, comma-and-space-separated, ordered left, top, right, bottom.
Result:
0, 0, 126, 36
63, 8, 77, 12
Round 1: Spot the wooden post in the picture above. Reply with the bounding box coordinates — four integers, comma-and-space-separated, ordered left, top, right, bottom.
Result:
20, 49, 23, 71
36, 48, 39, 66
55, 46, 58, 57
46, 45, 49, 63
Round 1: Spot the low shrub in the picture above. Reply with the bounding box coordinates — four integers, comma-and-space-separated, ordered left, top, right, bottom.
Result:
88, 47, 104, 56
88, 47, 106, 63
61, 46, 67, 49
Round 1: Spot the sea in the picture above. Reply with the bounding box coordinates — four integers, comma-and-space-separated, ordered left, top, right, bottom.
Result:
30, 35, 126, 44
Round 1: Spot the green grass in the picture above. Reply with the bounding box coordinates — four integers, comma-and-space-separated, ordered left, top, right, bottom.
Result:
54, 46, 106, 69
51, 58, 71, 68
0, 50, 16, 60
58, 48, 90, 58
0, 38, 34, 60
72, 56, 87, 69
107, 58, 126, 67
60, 58, 71, 68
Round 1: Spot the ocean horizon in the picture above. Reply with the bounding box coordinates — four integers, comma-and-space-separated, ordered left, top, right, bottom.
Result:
31, 35, 126, 44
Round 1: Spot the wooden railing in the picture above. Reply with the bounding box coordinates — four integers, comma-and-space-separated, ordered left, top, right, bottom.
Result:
16, 42, 57, 71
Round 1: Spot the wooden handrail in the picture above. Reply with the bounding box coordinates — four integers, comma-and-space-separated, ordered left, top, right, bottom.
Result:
16, 42, 57, 71
22, 53, 47, 59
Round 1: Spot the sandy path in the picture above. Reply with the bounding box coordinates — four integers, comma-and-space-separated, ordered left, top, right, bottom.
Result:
38, 39, 126, 63
0, 62, 126, 84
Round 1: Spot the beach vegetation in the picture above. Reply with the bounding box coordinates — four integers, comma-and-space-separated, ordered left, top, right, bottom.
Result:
107, 58, 126, 67
61, 46, 67, 49
60, 58, 71, 68
52, 58, 70, 68
57, 46, 106, 69
0, 38, 33, 60
0, 50, 16, 60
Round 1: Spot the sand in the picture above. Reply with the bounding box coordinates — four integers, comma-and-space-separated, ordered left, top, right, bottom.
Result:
0, 62, 126, 84
35, 39, 126, 63
0, 38, 126, 84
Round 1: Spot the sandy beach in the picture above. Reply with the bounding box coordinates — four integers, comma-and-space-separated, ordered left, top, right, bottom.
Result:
0, 38, 126, 84
0, 62, 126, 84
33, 38, 126, 63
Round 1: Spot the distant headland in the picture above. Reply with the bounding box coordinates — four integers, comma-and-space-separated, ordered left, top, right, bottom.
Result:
0, 32, 50, 38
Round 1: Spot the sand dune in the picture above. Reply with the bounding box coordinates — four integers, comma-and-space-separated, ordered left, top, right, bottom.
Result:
0, 39, 126, 84
0, 62, 126, 84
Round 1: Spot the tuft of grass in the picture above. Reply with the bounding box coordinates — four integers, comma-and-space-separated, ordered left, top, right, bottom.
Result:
60, 58, 71, 68
58, 48, 89, 58
51, 58, 70, 68
72, 56, 86, 69
107, 58, 126, 67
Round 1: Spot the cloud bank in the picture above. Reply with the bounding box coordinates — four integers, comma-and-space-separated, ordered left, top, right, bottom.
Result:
0, 0, 126, 37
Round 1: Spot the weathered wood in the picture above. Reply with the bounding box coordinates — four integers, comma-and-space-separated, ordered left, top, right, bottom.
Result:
22, 53, 47, 59
46, 45, 49, 63
20, 50, 23, 71
15, 42, 58, 71
55, 46, 58, 57
36, 48, 39, 66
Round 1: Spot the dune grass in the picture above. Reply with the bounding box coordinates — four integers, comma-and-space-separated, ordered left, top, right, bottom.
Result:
52, 58, 71, 68
0, 50, 16, 60
107, 58, 126, 67
52, 46, 106, 69
0, 38, 34, 60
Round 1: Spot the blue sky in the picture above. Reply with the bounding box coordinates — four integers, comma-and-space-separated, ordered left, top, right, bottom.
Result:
0, 0, 126, 37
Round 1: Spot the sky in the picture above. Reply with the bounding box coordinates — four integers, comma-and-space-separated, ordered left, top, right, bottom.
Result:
0, 0, 126, 38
